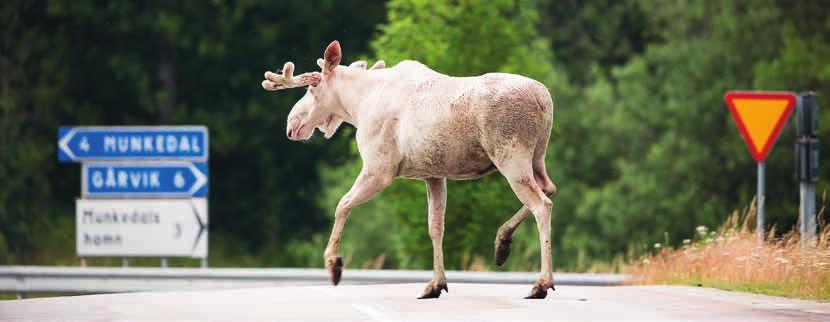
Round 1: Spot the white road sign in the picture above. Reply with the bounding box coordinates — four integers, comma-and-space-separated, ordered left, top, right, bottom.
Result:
76, 198, 208, 258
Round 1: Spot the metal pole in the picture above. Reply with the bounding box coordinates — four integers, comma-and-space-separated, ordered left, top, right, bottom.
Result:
796, 92, 818, 247
161, 258, 168, 268
201, 258, 208, 268
757, 162, 765, 240
122, 258, 129, 268
800, 182, 817, 247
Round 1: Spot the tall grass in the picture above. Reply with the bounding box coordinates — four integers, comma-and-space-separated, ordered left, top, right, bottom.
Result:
629, 197, 830, 300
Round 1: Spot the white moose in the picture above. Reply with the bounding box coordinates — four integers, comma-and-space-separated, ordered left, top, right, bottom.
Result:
262, 41, 557, 299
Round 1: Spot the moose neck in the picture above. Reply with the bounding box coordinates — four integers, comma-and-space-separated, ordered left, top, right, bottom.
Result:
329, 68, 382, 128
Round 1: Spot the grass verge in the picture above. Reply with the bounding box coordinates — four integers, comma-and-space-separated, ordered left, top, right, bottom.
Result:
628, 199, 830, 301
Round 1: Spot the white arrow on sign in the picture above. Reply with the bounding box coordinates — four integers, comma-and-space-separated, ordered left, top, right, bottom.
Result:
76, 198, 207, 258
187, 163, 208, 196
58, 128, 78, 161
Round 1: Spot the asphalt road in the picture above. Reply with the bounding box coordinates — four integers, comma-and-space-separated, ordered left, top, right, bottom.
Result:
2, 283, 830, 322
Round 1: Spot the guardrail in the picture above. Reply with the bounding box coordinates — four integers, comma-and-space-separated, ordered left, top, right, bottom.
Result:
0, 266, 630, 298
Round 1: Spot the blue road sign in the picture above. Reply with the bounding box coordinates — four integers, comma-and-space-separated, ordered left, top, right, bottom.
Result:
82, 162, 208, 198
58, 126, 208, 162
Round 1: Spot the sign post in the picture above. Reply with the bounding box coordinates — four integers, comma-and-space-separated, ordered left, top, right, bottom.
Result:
795, 93, 820, 246
757, 162, 765, 237
725, 91, 796, 240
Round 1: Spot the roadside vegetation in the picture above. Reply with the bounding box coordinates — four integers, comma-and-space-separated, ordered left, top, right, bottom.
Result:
630, 199, 830, 300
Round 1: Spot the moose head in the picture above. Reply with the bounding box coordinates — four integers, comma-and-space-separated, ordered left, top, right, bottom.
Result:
262, 40, 384, 141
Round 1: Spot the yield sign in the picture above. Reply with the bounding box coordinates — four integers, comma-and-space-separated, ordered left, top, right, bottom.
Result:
724, 91, 796, 162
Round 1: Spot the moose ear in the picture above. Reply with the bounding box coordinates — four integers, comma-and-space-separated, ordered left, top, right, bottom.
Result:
323, 40, 341, 72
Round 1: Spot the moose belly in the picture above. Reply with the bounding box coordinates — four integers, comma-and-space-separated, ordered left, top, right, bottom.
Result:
396, 140, 496, 180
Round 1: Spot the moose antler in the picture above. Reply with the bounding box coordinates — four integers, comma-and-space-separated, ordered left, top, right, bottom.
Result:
348, 60, 386, 70
262, 62, 321, 91
348, 60, 368, 69
370, 60, 385, 70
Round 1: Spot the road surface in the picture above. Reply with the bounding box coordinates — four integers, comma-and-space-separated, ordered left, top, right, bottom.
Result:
2, 283, 829, 321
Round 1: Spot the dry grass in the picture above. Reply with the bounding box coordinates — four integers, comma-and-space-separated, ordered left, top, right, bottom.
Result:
629, 198, 830, 300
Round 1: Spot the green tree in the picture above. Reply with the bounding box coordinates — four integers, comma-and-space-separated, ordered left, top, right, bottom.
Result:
553, 0, 830, 266
540, 0, 655, 85
318, 0, 830, 272
0, 0, 387, 265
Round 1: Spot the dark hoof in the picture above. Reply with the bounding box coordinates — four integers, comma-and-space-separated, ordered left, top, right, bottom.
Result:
524, 280, 555, 299
417, 280, 448, 299
326, 256, 343, 286
494, 236, 512, 266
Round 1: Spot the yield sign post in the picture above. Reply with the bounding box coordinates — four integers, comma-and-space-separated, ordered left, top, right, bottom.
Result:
724, 91, 797, 239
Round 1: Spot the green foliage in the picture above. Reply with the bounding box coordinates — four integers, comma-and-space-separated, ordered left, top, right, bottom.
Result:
0, 0, 387, 265
541, 0, 655, 85
554, 0, 775, 264
1, 0, 828, 271
317, 0, 830, 272
563, 0, 830, 266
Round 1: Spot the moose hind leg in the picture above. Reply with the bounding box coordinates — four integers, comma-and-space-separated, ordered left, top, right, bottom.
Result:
419, 178, 449, 299
494, 161, 557, 266
497, 160, 555, 299
495, 206, 531, 266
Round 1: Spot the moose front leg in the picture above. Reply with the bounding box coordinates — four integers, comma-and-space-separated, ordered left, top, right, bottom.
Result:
324, 170, 392, 285
418, 178, 448, 299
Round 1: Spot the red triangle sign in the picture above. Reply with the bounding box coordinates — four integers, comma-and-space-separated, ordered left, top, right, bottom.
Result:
724, 91, 796, 162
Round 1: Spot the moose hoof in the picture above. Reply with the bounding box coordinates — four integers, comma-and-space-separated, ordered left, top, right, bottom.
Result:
417, 279, 448, 299
326, 256, 343, 286
523, 278, 555, 299
494, 236, 512, 267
